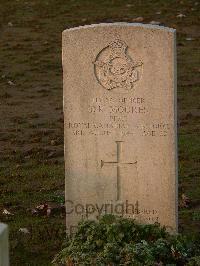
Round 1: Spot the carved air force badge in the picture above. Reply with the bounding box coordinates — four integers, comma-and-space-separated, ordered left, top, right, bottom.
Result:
94, 39, 143, 93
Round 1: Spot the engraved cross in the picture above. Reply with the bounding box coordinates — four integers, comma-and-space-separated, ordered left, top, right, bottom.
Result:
101, 141, 137, 201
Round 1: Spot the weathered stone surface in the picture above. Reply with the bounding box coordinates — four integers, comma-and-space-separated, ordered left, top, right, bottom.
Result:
62, 23, 177, 234
0, 223, 9, 266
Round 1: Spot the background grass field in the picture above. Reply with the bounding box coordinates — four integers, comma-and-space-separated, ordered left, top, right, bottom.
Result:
0, 0, 199, 265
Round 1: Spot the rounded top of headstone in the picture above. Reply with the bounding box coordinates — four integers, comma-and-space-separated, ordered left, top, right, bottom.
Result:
63, 22, 176, 34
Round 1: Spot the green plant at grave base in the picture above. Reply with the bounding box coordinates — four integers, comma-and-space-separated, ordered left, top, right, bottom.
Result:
52, 215, 200, 266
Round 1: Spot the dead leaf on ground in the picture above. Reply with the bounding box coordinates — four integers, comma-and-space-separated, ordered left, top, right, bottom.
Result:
2, 209, 13, 215
179, 193, 190, 208
132, 17, 144, 22
19, 228, 30, 234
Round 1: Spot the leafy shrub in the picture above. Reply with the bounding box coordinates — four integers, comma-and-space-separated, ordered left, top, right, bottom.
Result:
53, 215, 200, 266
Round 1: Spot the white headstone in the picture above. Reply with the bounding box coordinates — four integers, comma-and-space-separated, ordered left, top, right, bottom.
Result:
0, 223, 9, 266
63, 23, 177, 234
